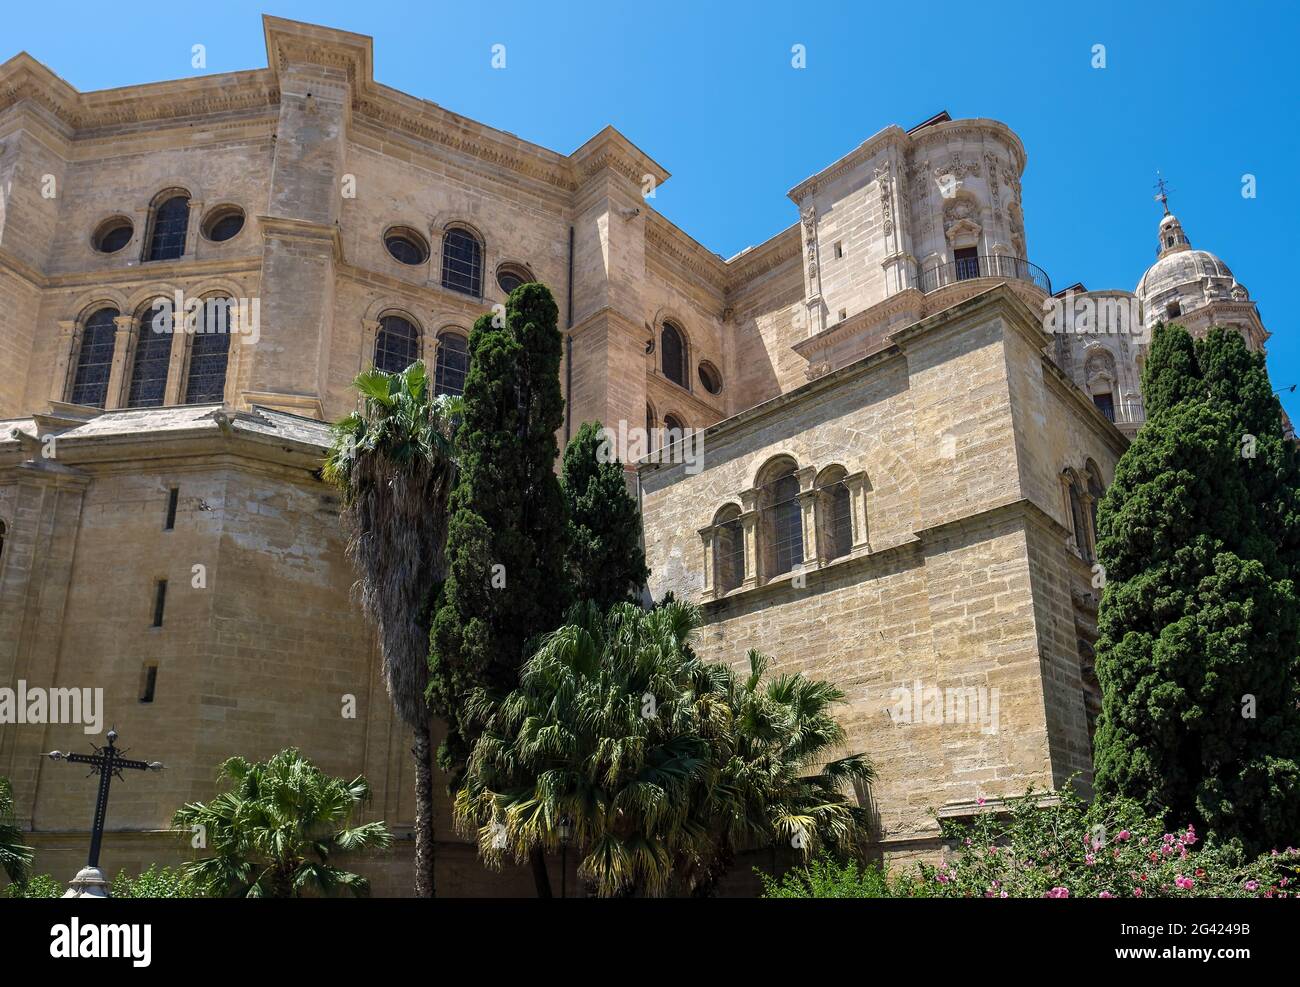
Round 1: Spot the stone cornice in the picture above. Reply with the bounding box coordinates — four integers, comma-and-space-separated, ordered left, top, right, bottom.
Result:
786, 117, 1027, 206
257, 215, 345, 263
0, 54, 279, 132
792, 289, 923, 360
787, 124, 908, 204
722, 224, 802, 295
645, 211, 728, 287
570, 125, 670, 190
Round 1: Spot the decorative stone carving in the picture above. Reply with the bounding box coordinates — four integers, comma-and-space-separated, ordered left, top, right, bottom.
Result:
875, 164, 894, 237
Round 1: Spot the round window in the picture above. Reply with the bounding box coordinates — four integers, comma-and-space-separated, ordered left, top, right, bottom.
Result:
202, 206, 246, 243
92, 217, 134, 254
698, 361, 723, 395
385, 227, 430, 266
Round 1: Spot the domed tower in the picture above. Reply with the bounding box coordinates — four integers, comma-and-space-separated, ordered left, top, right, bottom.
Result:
1135, 195, 1269, 352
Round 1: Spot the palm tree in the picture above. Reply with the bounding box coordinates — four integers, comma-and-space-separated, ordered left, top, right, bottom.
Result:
172, 748, 392, 897
455, 600, 873, 896
322, 360, 460, 897
0, 777, 34, 886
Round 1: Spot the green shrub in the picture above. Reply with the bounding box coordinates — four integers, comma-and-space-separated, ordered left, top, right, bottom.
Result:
759, 855, 930, 898
3, 873, 63, 898
110, 864, 200, 898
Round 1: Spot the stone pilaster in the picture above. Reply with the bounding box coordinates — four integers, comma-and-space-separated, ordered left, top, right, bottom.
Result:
50, 320, 77, 404
105, 315, 137, 410
844, 469, 871, 551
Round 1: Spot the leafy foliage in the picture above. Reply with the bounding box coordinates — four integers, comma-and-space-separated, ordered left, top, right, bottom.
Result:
429, 282, 571, 775
455, 600, 874, 897
561, 420, 649, 610
110, 865, 200, 898
919, 784, 1300, 898
323, 359, 461, 731
323, 358, 460, 896
172, 748, 392, 898
1092, 324, 1300, 853
2, 873, 61, 898
0, 777, 33, 884
759, 854, 925, 898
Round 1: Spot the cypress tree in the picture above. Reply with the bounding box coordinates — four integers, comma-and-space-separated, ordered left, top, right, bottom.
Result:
428, 283, 571, 776
1092, 323, 1300, 853
560, 420, 650, 611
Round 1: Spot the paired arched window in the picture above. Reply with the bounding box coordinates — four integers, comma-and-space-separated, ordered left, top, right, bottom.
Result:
817, 466, 853, 562
712, 505, 744, 594
762, 460, 804, 578
434, 332, 469, 397
70, 307, 119, 408
127, 300, 173, 408
661, 321, 686, 387
663, 413, 685, 440
145, 192, 190, 262
441, 228, 483, 296
374, 315, 421, 374
183, 298, 231, 404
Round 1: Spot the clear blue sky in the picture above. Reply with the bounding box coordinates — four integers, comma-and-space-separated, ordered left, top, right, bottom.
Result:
7, 1, 1298, 418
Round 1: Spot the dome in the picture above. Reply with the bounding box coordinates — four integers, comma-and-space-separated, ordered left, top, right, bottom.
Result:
1135, 211, 1246, 303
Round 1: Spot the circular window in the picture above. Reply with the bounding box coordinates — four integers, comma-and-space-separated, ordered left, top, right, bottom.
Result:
202, 205, 245, 242
385, 227, 430, 266
92, 217, 133, 254
698, 361, 722, 395
496, 264, 532, 294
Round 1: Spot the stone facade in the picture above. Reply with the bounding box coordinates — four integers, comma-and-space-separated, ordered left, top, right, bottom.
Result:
0, 17, 1278, 893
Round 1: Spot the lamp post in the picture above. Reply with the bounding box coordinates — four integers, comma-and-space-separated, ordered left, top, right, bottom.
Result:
558, 816, 572, 899
41, 728, 164, 897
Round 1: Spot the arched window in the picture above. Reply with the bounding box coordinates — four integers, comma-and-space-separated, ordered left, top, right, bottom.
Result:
374, 315, 421, 374
761, 459, 804, 578
70, 307, 119, 408
661, 322, 686, 387
145, 193, 190, 262
127, 300, 173, 408
1064, 469, 1091, 562
663, 414, 685, 448
0, 519, 6, 566
183, 298, 231, 404
645, 403, 656, 436
1086, 462, 1105, 556
713, 505, 744, 594
441, 228, 483, 296
434, 332, 469, 397
818, 466, 852, 561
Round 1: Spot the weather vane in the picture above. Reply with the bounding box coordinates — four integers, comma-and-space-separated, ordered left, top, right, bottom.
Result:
1153, 171, 1174, 215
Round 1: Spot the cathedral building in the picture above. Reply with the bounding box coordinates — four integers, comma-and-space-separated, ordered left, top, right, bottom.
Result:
0, 17, 1276, 893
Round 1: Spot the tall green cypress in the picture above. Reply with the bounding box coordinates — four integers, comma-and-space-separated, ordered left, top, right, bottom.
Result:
560, 420, 650, 611
428, 283, 571, 775
1092, 323, 1300, 853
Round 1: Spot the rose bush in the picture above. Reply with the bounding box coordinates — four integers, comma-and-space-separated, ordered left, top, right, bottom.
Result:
920, 785, 1299, 899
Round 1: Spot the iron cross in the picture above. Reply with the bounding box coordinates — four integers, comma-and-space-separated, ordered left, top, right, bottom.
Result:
42, 728, 163, 869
